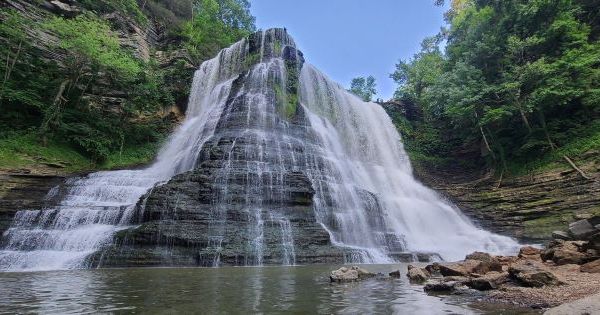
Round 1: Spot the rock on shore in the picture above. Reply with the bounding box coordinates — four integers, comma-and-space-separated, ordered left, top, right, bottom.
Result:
420, 216, 600, 310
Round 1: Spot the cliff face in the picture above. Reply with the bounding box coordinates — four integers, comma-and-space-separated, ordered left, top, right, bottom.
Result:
2, 0, 195, 111
383, 101, 600, 242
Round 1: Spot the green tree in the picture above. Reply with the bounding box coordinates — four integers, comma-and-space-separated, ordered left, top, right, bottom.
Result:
182, 0, 255, 63
349, 76, 377, 102
392, 0, 600, 179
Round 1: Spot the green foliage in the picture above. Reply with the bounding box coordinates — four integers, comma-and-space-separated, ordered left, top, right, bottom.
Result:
181, 0, 255, 63
45, 15, 141, 79
0, 0, 255, 171
349, 75, 377, 102
392, 0, 600, 175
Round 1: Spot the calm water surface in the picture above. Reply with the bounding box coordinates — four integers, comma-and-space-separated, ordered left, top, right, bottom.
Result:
0, 264, 537, 314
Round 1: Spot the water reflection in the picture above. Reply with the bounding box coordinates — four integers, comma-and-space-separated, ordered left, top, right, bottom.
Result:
0, 264, 535, 314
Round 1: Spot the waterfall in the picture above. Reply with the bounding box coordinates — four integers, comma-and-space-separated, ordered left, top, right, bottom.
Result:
299, 64, 518, 261
0, 29, 518, 271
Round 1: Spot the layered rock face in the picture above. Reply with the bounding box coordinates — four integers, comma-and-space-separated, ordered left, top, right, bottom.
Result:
0, 174, 64, 235
97, 29, 347, 267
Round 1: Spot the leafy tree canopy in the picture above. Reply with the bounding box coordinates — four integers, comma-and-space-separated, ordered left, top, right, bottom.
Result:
349, 76, 377, 102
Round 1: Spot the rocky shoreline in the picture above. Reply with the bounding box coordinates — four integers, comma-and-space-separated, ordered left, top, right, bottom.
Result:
329, 216, 600, 313
413, 216, 600, 311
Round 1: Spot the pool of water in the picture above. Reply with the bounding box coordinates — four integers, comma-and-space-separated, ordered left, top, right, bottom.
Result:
0, 264, 537, 314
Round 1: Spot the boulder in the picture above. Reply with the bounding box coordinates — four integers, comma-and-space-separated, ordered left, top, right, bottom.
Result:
466, 278, 496, 291
568, 219, 596, 239
465, 251, 495, 262
551, 231, 571, 240
425, 262, 440, 275
330, 266, 375, 282
589, 233, 600, 250
518, 246, 541, 257
580, 259, 600, 273
330, 267, 358, 282
472, 260, 503, 274
406, 265, 430, 283
541, 248, 554, 262
423, 280, 460, 292
589, 215, 600, 226
508, 260, 563, 287
552, 249, 588, 265
437, 260, 473, 276
389, 270, 401, 278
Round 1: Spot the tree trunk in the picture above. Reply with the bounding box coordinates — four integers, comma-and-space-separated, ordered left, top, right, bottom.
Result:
479, 124, 496, 159
40, 79, 70, 146
518, 104, 532, 133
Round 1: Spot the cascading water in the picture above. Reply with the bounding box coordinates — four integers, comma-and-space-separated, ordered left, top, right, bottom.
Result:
0, 39, 249, 271
299, 65, 518, 261
0, 28, 518, 271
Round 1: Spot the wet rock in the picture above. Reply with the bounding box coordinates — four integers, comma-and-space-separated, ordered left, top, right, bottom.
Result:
389, 270, 401, 278
508, 260, 563, 287
425, 262, 441, 275
580, 259, 600, 273
424, 280, 460, 292
568, 219, 597, 239
551, 231, 571, 240
330, 266, 375, 282
406, 265, 430, 283
330, 267, 358, 282
354, 266, 376, 279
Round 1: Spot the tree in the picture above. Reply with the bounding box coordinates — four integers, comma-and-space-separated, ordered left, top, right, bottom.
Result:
182, 0, 256, 63
349, 76, 377, 102
392, 0, 600, 179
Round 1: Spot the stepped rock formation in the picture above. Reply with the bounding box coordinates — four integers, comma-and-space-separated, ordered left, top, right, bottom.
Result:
0, 29, 518, 271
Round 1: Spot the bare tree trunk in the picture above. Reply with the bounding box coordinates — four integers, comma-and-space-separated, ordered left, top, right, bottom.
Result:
479, 125, 496, 159
518, 105, 532, 133
563, 155, 591, 180
41, 79, 70, 146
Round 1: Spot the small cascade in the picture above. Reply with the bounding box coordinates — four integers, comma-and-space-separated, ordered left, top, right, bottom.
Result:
0, 28, 519, 271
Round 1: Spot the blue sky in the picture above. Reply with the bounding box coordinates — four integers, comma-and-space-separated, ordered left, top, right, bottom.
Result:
250, 1, 449, 100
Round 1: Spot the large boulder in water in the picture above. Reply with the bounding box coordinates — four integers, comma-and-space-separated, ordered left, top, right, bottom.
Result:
406, 264, 430, 282
330, 266, 375, 282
